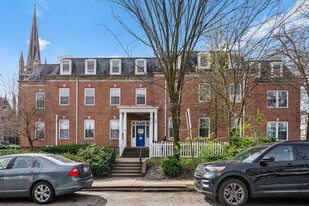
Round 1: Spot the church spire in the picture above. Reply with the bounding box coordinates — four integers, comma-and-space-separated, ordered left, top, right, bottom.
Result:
19, 51, 24, 73
26, 4, 41, 71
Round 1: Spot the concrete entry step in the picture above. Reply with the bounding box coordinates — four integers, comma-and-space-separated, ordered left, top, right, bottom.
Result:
110, 157, 144, 178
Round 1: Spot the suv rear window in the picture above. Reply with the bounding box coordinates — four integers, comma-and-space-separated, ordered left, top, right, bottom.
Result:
45, 154, 76, 164
297, 145, 309, 160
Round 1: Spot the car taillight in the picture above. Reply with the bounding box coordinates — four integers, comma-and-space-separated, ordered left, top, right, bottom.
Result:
68, 167, 79, 177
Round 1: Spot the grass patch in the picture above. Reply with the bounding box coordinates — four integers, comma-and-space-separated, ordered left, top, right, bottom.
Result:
146, 158, 163, 165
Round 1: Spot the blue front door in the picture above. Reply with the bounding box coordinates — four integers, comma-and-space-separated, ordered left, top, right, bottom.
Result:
136, 126, 145, 147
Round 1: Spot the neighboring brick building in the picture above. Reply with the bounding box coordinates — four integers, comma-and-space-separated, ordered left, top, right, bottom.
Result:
19, 7, 300, 149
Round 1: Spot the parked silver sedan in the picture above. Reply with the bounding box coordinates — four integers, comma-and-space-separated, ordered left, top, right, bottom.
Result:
0, 153, 93, 204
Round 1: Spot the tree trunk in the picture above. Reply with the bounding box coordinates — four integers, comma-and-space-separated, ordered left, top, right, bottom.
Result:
214, 96, 218, 139
302, 106, 309, 139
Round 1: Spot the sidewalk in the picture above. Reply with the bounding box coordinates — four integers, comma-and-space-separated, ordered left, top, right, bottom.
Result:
85, 177, 195, 192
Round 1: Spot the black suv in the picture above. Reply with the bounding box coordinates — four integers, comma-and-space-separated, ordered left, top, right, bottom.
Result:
194, 141, 309, 206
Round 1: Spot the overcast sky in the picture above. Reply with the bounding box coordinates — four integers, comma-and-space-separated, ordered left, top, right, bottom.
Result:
0, 0, 302, 84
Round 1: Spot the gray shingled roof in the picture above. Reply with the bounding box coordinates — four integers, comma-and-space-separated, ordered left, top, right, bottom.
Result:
25, 52, 294, 81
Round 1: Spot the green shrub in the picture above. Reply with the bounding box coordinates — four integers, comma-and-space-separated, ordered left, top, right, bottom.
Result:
0, 149, 27, 156
39, 144, 89, 154
76, 144, 117, 177
162, 156, 180, 177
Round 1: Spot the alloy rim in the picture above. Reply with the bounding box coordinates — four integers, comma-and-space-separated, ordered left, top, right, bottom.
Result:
34, 184, 50, 202
223, 183, 244, 205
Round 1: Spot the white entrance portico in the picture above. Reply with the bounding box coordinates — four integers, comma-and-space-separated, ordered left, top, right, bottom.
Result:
118, 106, 159, 155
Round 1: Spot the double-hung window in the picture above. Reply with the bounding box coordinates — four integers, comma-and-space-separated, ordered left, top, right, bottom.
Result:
267, 122, 288, 140
110, 88, 120, 105
35, 122, 45, 140
199, 83, 210, 102
110, 120, 119, 140
60, 60, 72, 75
85, 88, 95, 106
85, 59, 96, 75
168, 117, 173, 138
271, 62, 283, 78
267, 90, 288, 108
136, 88, 146, 105
135, 59, 147, 74
199, 117, 210, 138
230, 84, 241, 102
84, 119, 94, 139
59, 88, 69, 106
36, 92, 45, 109
198, 52, 210, 70
110, 59, 121, 75
59, 120, 69, 139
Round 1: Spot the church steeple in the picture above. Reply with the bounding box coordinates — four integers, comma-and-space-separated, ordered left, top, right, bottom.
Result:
19, 51, 24, 73
26, 4, 41, 71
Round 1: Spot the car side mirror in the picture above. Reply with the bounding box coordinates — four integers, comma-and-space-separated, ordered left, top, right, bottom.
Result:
260, 156, 275, 163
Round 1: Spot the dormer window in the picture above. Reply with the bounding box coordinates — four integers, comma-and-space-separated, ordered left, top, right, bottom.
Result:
135, 59, 147, 75
110, 59, 121, 75
249, 62, 262, 78
271, 62, 283, 78
85, 59, 96, 75
198, 52, 210, 70
60, 59, 72, 75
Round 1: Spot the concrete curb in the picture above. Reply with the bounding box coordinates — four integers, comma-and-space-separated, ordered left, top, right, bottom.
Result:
83, 187, 196, 192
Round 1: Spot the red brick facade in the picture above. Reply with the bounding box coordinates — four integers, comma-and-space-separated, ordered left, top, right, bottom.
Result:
19, 69, 300, 149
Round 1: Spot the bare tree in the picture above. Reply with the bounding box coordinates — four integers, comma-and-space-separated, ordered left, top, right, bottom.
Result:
274, 0, 309, 139
196, 0, 282, 137
108, 0, 273, 158
0, 76, 19, 144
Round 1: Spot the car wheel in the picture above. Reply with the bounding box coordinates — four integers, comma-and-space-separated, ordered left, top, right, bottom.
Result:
218, 178, 248, 206
32, 182, 55, 204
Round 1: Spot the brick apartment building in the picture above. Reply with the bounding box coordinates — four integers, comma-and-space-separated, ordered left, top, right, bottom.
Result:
19, 7, 300, 149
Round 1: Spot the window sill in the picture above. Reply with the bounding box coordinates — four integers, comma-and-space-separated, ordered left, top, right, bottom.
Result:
59, 104, 70, 107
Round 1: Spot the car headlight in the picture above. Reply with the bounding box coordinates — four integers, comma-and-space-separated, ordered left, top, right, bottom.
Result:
204, 166, 225, 172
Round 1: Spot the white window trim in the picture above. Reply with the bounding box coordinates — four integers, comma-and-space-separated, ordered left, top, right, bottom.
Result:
59, 119, 69, 140
199, 83, 210, 103
198, 52, 210, 70
230, 83, 241, 103
249, 62, 262, 78
267, 90, 289, 108
228, 51, 241, 69
198, 117, 210, 138
84, 88, 95, 106
270, 62, 283, 78
59, 88, 70, 106
84, 119, 95, 140
136, 88, 146, 105
110, 119, 119, 140
135, 59, 147, 75
267, 121, 288, 141
110, 88, 120, 106
110, 59, 121, 75
60, 59, 72, 75
35, 92, 45, 109
85, 59, 97, 75
35, 121, 45, 140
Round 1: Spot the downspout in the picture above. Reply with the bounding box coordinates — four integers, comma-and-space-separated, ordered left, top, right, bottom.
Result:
76, 78, 78, 145
164, 79, 167, 138
242, 74, 245, 137
55, 115, 58, 146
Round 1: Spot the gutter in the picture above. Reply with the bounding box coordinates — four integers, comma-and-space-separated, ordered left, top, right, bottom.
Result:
76, 78, 79, 145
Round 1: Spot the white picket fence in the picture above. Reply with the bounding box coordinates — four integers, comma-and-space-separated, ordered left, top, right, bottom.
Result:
149, 142, 228, 158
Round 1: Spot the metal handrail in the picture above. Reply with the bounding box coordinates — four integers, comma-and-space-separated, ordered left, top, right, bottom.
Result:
139, 147, 142, 167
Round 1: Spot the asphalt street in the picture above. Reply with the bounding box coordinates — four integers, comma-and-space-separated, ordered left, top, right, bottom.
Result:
1, 191, 309, 206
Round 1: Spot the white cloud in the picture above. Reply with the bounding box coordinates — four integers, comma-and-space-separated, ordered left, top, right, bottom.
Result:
244, 0, 309, 40
39, 38, 51, 50
27, 37, 51, 50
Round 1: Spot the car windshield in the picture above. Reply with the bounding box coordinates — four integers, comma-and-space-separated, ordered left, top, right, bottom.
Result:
232, 145, 271, 163
45, 154, 76, 164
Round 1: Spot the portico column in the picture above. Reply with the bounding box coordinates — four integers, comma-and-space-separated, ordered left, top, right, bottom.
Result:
124, 112, 127, 147
150, 112, 154, 144
119, 112, 123, 147
154, 111, 158, 142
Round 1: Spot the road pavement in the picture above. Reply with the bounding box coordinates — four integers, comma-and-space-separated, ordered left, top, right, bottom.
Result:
1, 191, 309, 206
